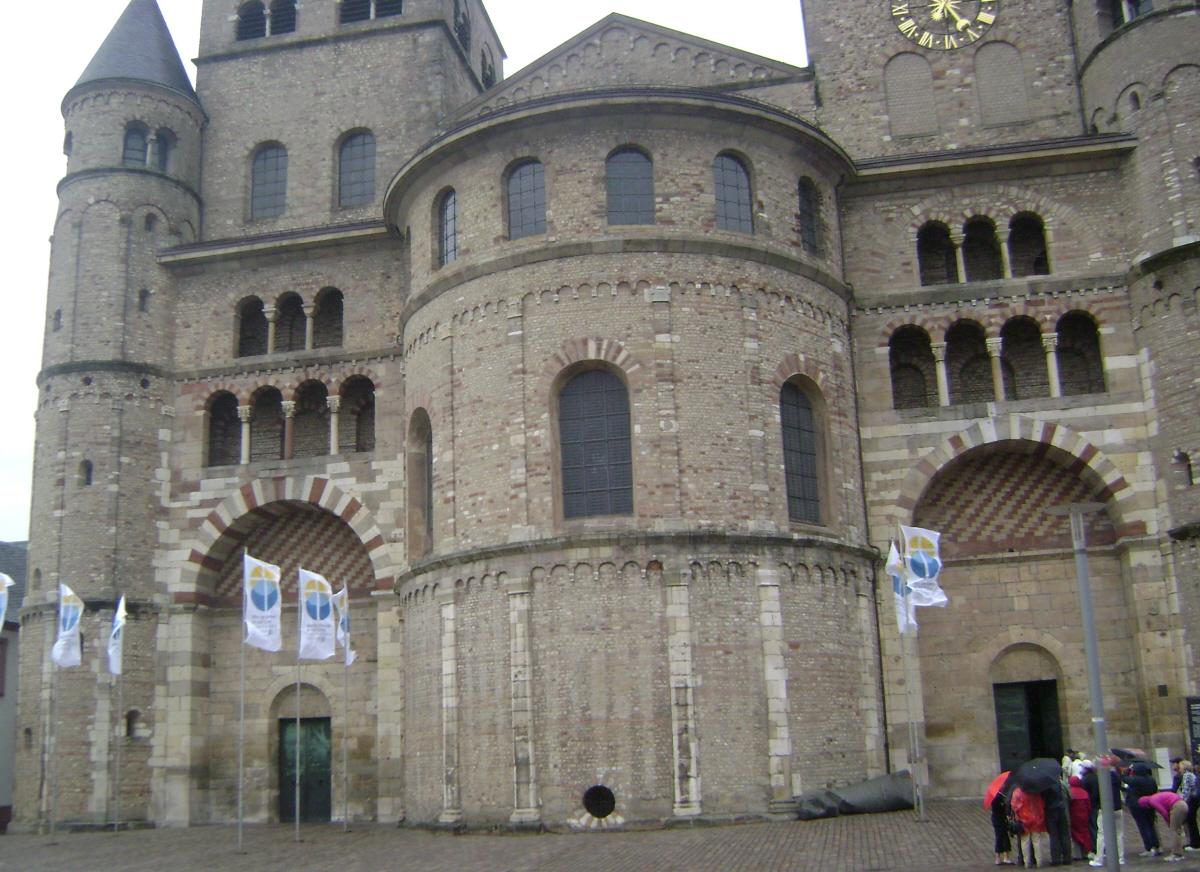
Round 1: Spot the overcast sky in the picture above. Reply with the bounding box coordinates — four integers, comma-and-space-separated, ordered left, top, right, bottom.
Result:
0, 0, 807, 543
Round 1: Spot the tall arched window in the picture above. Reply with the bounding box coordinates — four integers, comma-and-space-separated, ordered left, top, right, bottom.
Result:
1000, 317, 1049, 400
962, 217, 1003, 281
79, 460, 94, 487
340, 377, 375, 453
945, 320, 992, 404
338, 131, 376, 207
713, 153, 753, 233
797, 177, 823, 256
207, 392, 242, 466
251, 144, 288, 220
236, 1, 267, 39
1056, 312, 1106, 395
889, 326, 936, 410
780, 382, 821, 524
559, 369, 633, 518
250, 388, 285, 461
313, 288, 344, 348
917, 222, 958, 285
275, 293, 305, 352
406, 409, 433, 559
237, 297, 268, 357
123, 123, 149, 167
1009, 213, 1050, 277
606, 148, 654, 225
293, 382, 329, 458
153, 128, 175, 172
507, 160, 546, 240
270, 0, 297, 34
438, 189, 458, 266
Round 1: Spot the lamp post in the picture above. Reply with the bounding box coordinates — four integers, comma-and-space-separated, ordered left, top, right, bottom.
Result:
1047, 501, 1117, 872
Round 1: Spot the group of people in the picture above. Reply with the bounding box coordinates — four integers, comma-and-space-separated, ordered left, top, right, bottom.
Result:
988, 750, 1200, 866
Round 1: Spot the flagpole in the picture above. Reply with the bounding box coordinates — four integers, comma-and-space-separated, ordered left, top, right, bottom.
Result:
342, 637, 349, 832
113, 668, 124, 833
47, 637, 60, 843
238, 549, 247, 853
295, 651, 301, 843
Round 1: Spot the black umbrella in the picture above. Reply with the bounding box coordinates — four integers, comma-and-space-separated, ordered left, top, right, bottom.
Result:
1014, 757, 1064, 792
1111, 748, 1164, 769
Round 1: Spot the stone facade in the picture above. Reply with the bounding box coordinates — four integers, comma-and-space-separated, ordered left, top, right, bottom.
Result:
13, 0, 1200, 830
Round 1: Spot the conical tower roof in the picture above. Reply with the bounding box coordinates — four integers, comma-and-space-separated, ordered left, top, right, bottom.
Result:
69, 0, 197, 104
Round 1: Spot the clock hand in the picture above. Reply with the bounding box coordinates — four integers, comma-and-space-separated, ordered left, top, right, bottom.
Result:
943, 5, 973, 31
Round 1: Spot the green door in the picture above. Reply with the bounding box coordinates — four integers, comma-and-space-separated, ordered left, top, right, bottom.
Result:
279, 717, 332, 823
994, 680, 1063, 772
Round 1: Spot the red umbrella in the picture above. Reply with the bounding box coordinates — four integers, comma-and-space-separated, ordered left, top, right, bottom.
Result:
984, 771, 1012, 810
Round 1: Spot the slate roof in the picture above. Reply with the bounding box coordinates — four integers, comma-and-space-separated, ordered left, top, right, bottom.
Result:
0, 541, 27, 621
71, 0, 197, 103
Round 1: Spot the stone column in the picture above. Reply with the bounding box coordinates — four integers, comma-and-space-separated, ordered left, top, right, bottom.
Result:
281, 400, 296, 460
237, 405, 252, 465
303, 304, 315, 351
665, 569, 701, 817
264, 306, 278, 355
505, 576, 540, 823
950, 232, 966, 283
986, 337, 1005, 402
327, 396, 341, 455
145, 133, 158, 168
1042, 333, 1062, 398
998, 229, 1013, 278
931, 342, 950, 406
757, 566, 796, 814
437, 588, 462, 824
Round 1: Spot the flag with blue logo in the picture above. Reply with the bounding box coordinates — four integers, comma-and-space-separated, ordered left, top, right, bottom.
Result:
52, 584, 84, 668
0, 572, 13, 628
900, 524, 949, 617
107, 595, 127, 675
243, 554, 282, 652
887, 541, 916, 634
298, 569, 335, 661
332, 586, 356, 666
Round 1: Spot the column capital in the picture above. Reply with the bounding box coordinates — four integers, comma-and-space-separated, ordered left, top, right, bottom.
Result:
931, 341, 947, 362
237, 404, 252, 422
326, 395, 342, 413
985, 337, 1003, 357
1041, 332, 1059, 352
949, 231, 965, 247
263, 306, 278, 323
302, 303, 316, 317
281, 400, 296, 418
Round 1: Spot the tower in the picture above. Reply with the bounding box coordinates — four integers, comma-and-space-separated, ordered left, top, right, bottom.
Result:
16, 0, 203, 827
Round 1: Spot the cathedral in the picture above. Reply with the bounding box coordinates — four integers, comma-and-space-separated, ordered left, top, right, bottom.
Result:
14, 0, 1200, 828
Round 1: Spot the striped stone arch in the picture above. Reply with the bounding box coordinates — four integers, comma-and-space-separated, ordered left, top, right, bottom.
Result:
182, 476, 395, 598
893, 415, 1145, 538
539, 337, 647, 391
770, 352, 830, 394
877, 318, 939, 346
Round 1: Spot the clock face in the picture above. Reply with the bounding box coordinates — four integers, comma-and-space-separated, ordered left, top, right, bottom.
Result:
891, 0, 999, 50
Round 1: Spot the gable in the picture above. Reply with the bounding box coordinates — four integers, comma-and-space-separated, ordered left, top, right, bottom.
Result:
451, 14, 810, 120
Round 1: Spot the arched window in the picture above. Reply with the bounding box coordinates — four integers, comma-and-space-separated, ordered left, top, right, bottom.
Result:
123, 123, 149, 167
340, 376, 376, 453
64, 131, 73, 156
945, 320, 992, 404
341, 0, 370, 21
884, 53, 938, 137
453, 0, 471, 49
438, 189, 458, 266
138, 288, 151, 313
79, 460, 94, 487
293, 382, 329, 458
249, 388, 284, 461
206, 392, 241, 466
559, 369, 633, 519
780, 382, 821, 524
275, 293, 306, 353
481, 45, 497, 88
237, 297, 268, 357
962, 217, 1003, 281
152, 128, 175, 172
606, 148, 654, 225
797, 177, 823, 256
377, 0, 404, 17
889, 326, 936, 409
125, 710, 142, 739
53, 309, 62, 332
975, 43, 1029, 126
313, 288, 343, 348
917, 222, 958, 285
251, 144, 288, 220
507, 160, 546, 240
338, 131, 376, 207
236, 1, 267, 39
1009, 213, 1050, 277
713, 153, 753, 233
406, 409, 434, 558
1056, 312, 1106, 395
1000, 317, 1049, 400
270, 0, 297, 34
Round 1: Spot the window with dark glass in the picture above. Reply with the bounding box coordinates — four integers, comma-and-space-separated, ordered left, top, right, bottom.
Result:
962, 217, 1002, 282
377, 0, 403, 16
507, 160, 546, 240
123, 124, 148, 167
797, 177, 822, 256
340, 0, 371, 22
236, 1, 267, 39
713, 153, 753, 233
153, 129, 174, 172
438, 189, 458, 266
207, 392, 241, 466
251, 144, 288, 219
338, 131, 376, 207
606, 148, 654, 225
559, 369, 633, 518
80, 460, 94, 487
270, 0, 297, 34
237, 297, 268, 357
917, 222, 958, 285
1008, 213, 1050, 277
780, 383, 820, 524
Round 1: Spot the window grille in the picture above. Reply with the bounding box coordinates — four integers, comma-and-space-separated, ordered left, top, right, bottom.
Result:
797, 178, 822, 255
251, 145, 288, 219
339, 131, 376, 207
560, 370, 633, 518
123, 125, 148, 167
237, 2, 266, 39
340, 0, 371, 22
780, 384, 820, 523
714, 154, 753, 233
270, 0, 297, 34
507, 160, 546, 240
606, 149, 654, 226
439, 190, 458, 265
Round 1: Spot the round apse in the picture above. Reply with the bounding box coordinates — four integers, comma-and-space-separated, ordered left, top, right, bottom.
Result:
582, 784, 616, 819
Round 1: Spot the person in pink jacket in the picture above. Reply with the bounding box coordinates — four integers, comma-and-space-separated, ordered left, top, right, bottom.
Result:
1138, 790, 1189, 862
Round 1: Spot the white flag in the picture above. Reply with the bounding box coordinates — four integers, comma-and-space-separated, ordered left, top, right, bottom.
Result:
243, 554, 282, 652
0, 572, 13, 628
107, 595, 127, 676
332, 587, 356, 666
899, 525, 949, 617
298, 569, 336, 661
886, 542, 916, 634
51, 584, 84, 668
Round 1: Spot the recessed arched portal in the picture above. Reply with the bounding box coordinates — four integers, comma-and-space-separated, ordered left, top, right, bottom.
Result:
270, 683, 332, 823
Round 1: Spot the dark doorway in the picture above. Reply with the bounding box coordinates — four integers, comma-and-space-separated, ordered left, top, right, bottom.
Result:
994, 680, 1063, 773
279, 717, 332, 823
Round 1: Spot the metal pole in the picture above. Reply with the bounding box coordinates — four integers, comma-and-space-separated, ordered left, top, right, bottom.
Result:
237, 628, 245, 852
47, 646, 59, 843
113, 670, 124, 833
902, 627, 926, 820
343, 648, 349, 832
295, 656, 301, 843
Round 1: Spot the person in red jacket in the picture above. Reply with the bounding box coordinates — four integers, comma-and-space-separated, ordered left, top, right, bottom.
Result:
1011, 786, 1048, 868
1138, 790, 1188, 862
1068, 775, 1094, 859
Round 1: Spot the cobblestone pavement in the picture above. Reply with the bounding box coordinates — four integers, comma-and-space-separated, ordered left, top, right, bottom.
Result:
5, 802, 1200, 872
